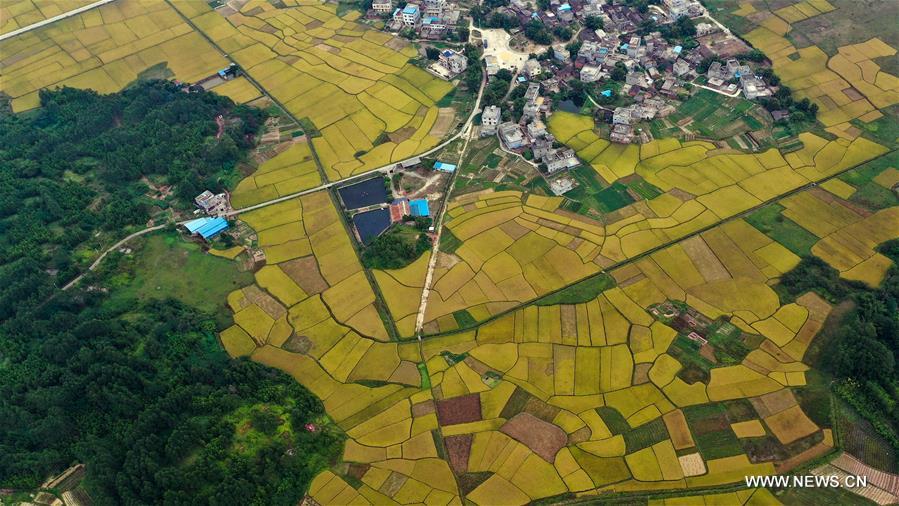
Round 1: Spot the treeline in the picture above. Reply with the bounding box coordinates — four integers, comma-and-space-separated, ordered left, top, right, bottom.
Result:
0, 82, 265, 285
777, 246, 899, 458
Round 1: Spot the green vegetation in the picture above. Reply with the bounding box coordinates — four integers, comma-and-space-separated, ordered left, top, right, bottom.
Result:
535, 273, 615, 306
562, 168, 635, 216
453, 309, 478, 328
745, 204, 820, 256
0, 82, 265, 287
103, 232, 254, 324
777, 250, 899, 462
440, 228, 463, 254
0, 292, 343, 502
651, 89, 769, 140
362, 224, 432, 269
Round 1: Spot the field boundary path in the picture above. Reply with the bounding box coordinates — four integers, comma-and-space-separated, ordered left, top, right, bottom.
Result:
0, 0, 117, 42
414, 71, 487, 336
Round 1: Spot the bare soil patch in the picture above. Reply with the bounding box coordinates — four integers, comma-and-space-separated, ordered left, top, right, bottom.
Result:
436, 394, 482, 425
500, 413, 568, 462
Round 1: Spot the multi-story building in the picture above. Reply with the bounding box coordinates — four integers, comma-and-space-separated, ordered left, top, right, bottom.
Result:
400, 4, 421, 25
481, 105, 501, 136
372, 0, 393, 14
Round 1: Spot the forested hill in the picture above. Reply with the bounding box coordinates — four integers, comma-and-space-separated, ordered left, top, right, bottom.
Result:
0, 81, 265, 290
0, 83, 342, 504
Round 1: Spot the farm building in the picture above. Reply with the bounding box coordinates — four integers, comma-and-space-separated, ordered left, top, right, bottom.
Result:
434, 161, 456, 172
390, 198, 411, 222
183, 216, 229, 240
410, 199, 430, 217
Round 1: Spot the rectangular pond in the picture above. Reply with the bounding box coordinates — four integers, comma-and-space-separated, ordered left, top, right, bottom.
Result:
338, 177, 388, 210
352, 208, 391, 245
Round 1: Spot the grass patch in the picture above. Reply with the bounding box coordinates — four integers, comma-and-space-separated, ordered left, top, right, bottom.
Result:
744, 203, 820, 256
440, 228, 462, 254
770, 485, 877, 506
625, 177, 663, 200
622, 418, 670, 453
453, 309, 477, 328
534, 273, 615, 305
596, 407, 631, 435
105, 232, 254, 325
418, 362, 431, 389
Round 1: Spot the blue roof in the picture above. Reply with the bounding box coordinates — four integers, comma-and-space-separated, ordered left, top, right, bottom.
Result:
186, 216, 229, 239
517, 76, 527, 82
434, 162, 456, 172
531, 11, 539, 17
442, 50, 453, 57
184, 217, 210, 234
198, 217, 229, 239
601, 89, 613, 97
409, 199, 430, 217
559, 3, 571, 10
402, 4, 418, 14
673, 45, 683, 53
620, 43, 629, 49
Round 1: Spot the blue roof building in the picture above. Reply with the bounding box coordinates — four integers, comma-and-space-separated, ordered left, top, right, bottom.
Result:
673, 45, 683, 54
434, 161, 456, 172
402, 4, 418, 14
559, 3, 571, 10
184, 217, 229, 240
601, 89, 613, 97
409, 199, 430, 217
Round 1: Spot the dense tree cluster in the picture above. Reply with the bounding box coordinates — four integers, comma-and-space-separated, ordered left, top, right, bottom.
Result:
0, 82, 265, 285
0, 83, 341, 504
481, 69, 515, 108
0, 288, 341, 504
361, 225, 432, 270
777, 248, 899, 455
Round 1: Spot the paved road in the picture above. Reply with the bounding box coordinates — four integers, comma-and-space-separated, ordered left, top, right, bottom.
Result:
0, 0, 117, 42
63, 71, 487, 291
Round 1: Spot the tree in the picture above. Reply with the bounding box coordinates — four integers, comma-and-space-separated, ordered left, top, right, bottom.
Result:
524, 19, 552, 45
610, 61, 627, 82
553, 25, 573, 41
425, 47, 440, 60
584, 15, 603, 30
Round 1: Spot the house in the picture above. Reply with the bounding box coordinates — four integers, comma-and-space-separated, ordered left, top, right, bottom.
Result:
626, 36, 641, 58
433, 161, 457, 172
194, 190, 229, 215
372, 0, 393, 14
672, 58, 691, 77
410, 199, 430, 217
527, 120, 547, 139
545, 148, 579, 173
438, 49, 467, 76
183, 216, 229, 240
625, 70, 647, 88
499, 122, 526, 149
552, 43, 570, 63
707, 61, 726, 81
523, 82, 541, 119
609, 123, 634, 144
741, 75, 771, 99
400, 4, 421, 25
389, 198, 411, 222
484, 55, 500, 76
422, 0, 445, 17
481, 105, 501, 136
580, 64, 603, 83
524, 58, 542, 78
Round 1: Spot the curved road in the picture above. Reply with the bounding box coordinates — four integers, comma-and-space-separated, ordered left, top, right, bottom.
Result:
63, 75, 488, 291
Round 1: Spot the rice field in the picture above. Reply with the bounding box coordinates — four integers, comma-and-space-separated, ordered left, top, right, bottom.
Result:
1, 0, 95, 34
0, 0, 230, 112
171, 0, 454, 181
731, 0, 899, 130
418, 126, 887, 330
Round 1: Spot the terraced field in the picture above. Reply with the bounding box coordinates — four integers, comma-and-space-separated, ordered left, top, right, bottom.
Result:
171, 0, 454, 182
407, 114, 888, 331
